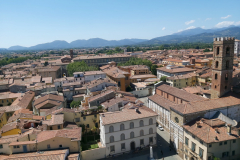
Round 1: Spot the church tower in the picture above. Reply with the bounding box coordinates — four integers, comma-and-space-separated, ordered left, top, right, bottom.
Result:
211, 37, 235, 99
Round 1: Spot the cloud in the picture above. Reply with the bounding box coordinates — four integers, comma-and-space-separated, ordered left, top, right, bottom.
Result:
235, 21, 240, 26
162, 27, 166, 30
215, 21, 235, 28
185, 20, 195, 25
205, 18, 211, 21
186, 26, 196, 30
201, 26, 205, 29
221, 15, 231, 19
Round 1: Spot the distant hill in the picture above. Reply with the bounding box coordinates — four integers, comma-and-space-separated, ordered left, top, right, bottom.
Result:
141, 26, 240, 45
7, 38, 148, 51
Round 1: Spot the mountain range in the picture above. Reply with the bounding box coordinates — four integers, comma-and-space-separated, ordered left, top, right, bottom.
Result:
4, 25, 240, 51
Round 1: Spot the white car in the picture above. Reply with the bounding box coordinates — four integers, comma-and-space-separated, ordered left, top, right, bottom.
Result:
158, 125, 164, 131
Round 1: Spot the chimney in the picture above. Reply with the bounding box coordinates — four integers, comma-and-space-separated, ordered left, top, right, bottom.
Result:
227, 124, 232, 135
196, 122, 201, 128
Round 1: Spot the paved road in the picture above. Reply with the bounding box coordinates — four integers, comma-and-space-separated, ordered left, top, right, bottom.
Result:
105, 129, 181, 160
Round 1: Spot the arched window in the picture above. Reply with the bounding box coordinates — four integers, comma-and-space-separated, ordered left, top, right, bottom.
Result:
140, 130, 144, 136
139, 120, 144, 127
215, 61, 219, 68
130, 132, 134, 138
215, 85, 217, 88
226, 60, 229, 69
120, 123, 125, 131
149, 118, 153, 125
215, 74, 218, 80
130, 122, 134, 129
149, 128, 153, 134
225, 74, 228, 80
120, 133, 125, 140
110, 136, 114, 143
226, 47, 230, 55
216, 47, 220, 55
109, 126, 114, 133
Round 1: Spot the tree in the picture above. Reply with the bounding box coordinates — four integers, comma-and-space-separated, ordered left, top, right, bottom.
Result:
151, 64, 158, 76
70, 101, 81, 108
67, 61, 98, 76
126, 85, 132, 92
115, 47, 121, 52
44, 61, 49, 66
203, 48, 210, 52
160, 76, 167, 82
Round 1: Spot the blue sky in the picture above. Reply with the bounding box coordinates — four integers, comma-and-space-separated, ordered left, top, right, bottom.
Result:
0, 0, 240, 48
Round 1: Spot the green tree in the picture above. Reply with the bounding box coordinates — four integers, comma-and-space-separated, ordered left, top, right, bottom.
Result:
151, 64, 158, 76
67, 61, 98, 76
70, 101, 81, 108
126, 85, 132, 92
44, 61, 49, 66
115, 47, 121, 52
160, 76, 167, 82
203, 48, 210, 52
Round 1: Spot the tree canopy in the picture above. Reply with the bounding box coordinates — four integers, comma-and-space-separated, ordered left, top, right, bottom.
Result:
67, 61, 98, 76
70, 100, 81, 108
160, 76, 167, 82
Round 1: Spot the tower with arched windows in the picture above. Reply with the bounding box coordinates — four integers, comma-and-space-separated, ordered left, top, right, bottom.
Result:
211, 37, 235, 99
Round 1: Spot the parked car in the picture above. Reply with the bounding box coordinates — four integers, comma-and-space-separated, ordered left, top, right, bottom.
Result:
158, 125, 164, 131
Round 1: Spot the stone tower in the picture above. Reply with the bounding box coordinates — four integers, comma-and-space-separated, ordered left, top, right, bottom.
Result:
70, 49, 73, 59
211, 37, 235, 99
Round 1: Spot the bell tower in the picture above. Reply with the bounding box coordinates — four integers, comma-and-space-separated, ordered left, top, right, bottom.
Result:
211, 37, 235, 99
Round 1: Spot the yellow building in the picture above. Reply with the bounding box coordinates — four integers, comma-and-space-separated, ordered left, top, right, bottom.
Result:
197, 71, 212, 86
195, 59, 211, 68
0, 92, 22, 107
0, 111, 7, 129
166, 73, 198, 89
48, 108, 100, 133
0, 122, 21, 136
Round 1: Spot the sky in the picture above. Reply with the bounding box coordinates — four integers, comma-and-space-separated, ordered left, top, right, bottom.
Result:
0, 0, 240, 48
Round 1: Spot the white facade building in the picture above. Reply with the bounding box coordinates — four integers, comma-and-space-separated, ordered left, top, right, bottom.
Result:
235, 39, 240, 57
100, 103, 157, 157
84, 71, 106, 83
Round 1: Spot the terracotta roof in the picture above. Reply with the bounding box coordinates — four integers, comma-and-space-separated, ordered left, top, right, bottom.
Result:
0, 135, 19, 144
100, 103, 157, 125
3, 149, 69, 160
157, 84, 205, 102
101, 97, 125, 109
130, 74, 156, 79
0, 122, 18, 133
167, 73, 197, 80
37, 66, 60, 72
88, 90, 115, 103
149, 94, 176, 110
183, 117, 240, 144
84, 78, 116, 89
170, 96, 240, 115
9, 140, 36, 146
42, 114, 64, 126
34, 94, 64, 106
68, 153, 80, 160
103, 67, 129, 78
84, 71, 106, 76
35, 100, 62, 109
73, 54, 130, 61
36, 128, 82, 142
157, 66, 196, 73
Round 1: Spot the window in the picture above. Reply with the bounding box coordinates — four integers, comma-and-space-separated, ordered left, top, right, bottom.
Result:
50, 126, 52, 130
215, 73, 218, 79
232, 150, 235, 156
216, 47, 220, 55
130, 122, 134, 129
109, 126, 114, 133
140, 139, 144, 145
120, 123, 125, 131
58, 125, 61, 129
225, 73, 228, 80
185, 137, 189, 146
219, 142, 222, 146
226, 47, 230, 55
130, 132, 134, 138
94, 114, 97, 118
0, 144, 3, 149
121, 143, 125, 150
192, 135, 195, 139
13, 145, 20, 148
224, 141, 227, 145
199, 147, 203, 158
191, 142, 196, 152
185, 154, 188, 160
75, 118, 80, 122
209, 144, 212, 148
95, 123, 98, 128
175, 117, 179, 123
83, 116, 86, 121
139, 120, 144, 127
226, 60, 229, 69
140, 130, 144, 136
222, 152, 229, 158
233, 139, 236, 143
215, 61, 219, 68
149, 118, 153, 125
86, 124, 89, 128
120, 133, 125, 140
110, 145, 115, 152
208, 156, 212, 160
47, 144, 51, 149
200, 140, 203, 144
149, 128, 153, 134
110, 136, 114, 143
149, 137, 153, 143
